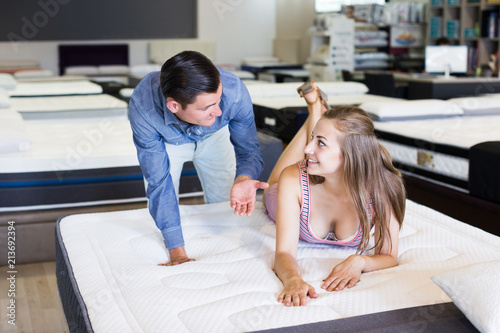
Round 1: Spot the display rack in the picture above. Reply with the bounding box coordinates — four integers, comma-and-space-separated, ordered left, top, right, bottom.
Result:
428, 0, 500, 71
308, 16, 355, 81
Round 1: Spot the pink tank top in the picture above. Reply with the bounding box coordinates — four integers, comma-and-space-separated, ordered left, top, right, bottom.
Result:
297, 160, 374, 247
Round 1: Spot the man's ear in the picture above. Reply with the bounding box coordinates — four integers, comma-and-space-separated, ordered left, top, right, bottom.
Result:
166, 97, 181, 114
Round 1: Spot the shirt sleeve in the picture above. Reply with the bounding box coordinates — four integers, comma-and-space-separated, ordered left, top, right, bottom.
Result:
128, 96, 184, 250
228, 80, 264, 180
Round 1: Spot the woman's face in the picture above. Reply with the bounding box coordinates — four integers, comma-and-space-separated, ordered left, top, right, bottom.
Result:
304, 118, 344, 176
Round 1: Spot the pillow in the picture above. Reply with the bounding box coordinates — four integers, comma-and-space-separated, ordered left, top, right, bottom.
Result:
315, 81, 369, 95
245, 81, 369, 99
119, 87, 134, 99
129, 64, 161, 77
359, 99, 464, 121
228, 69, 255, 80
0, 73, 17, 91
0, 109, 31, 153
432, 260, 500, 333
448, 96, 500, 115
0, 88, 10, 108
97, 65, 130, 74
14, 69, 54, 79
64, 66, 99, 75
241, 56, 280, 65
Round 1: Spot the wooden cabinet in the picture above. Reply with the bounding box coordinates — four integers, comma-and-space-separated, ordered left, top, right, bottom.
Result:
428, 0, 500, 71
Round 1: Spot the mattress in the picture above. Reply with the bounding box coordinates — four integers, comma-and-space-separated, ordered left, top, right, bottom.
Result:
15, 75, 90, 82
55, 200, 499, 332
9, 94, 129, 120
252, 94, 401, 110
253, 94, 401, 142
374, 115, 500, 198
245, 82, 369, 99
0, 116, 145, 212
8, 80, 103, 97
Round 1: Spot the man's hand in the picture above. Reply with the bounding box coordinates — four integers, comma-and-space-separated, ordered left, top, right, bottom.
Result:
159, 246, 195, 266
230, 175, 269, 216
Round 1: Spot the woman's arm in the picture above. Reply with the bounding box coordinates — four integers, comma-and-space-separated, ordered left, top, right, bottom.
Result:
321, 211, 400, 291
274, 165, 319, 306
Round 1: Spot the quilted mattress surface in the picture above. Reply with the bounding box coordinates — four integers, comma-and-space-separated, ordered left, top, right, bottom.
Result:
252, 94, 401, 110
0, 117, 138, 173
58, 200, 500, 332
9, 94, 127, 112
9, 94, 128, 119
374, 115, 500, 150
8, 80, 103, 97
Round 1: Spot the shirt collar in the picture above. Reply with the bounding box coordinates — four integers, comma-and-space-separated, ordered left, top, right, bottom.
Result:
162, 104, 206, 135
163, 104, 181, 126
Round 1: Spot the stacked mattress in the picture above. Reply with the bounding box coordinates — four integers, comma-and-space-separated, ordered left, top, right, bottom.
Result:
0, 116, 145, 212
0, 75, 147, 212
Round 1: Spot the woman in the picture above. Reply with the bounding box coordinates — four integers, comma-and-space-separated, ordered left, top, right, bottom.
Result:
263, 82, 406, 307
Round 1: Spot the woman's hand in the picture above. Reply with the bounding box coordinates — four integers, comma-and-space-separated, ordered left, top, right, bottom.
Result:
297, 81, 328, 112
297, 81, 320, 105
278, 277, 319, 306
322, 255, 365, 291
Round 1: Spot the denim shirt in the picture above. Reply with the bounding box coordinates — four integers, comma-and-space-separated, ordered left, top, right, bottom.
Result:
129, 68, 264, 250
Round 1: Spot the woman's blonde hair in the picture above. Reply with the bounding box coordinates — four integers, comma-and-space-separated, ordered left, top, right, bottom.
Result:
309, 106, 406, 253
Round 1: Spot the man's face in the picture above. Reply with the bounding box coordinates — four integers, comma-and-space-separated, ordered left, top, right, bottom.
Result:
169, 84, 223, 127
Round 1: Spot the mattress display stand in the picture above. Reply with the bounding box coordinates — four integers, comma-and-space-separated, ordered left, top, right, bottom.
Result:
0, 202, 147, 266
404, 174, 500, 237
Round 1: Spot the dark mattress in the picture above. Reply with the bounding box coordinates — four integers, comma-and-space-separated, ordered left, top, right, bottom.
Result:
0, 166, 146, 211
374, 128, 500, 206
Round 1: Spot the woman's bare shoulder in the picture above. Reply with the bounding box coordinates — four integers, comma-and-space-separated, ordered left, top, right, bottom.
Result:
279, 162, 301, 182
277, 163, 302, 196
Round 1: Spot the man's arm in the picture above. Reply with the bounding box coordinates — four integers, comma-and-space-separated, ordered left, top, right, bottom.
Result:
226, 79, 267, 215
129, 96, 191, 264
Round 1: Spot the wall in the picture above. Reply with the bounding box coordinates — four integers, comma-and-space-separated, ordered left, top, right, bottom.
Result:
275, 0, 316, 64
0, 0, 277, 74
0, 39, 151, 75
198, 0, 276, 65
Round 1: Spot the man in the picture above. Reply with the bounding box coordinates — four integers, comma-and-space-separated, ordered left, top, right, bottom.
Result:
129, 51, 268, 266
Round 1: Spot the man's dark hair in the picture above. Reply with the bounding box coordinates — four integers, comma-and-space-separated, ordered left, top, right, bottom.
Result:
160, 50, 220, 109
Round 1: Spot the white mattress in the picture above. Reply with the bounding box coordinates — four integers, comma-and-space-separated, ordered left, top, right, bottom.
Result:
9, 94, 128, 119
245, 81, 369, 99
8, 80, 103, 97
379, 139, 469, 183
375, 115, 500, 150
0, 117, 138, 173
252, 94, 402, 109
16, 75, 89, 82
374, 115, 500, 182
58, 200, 500, 332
